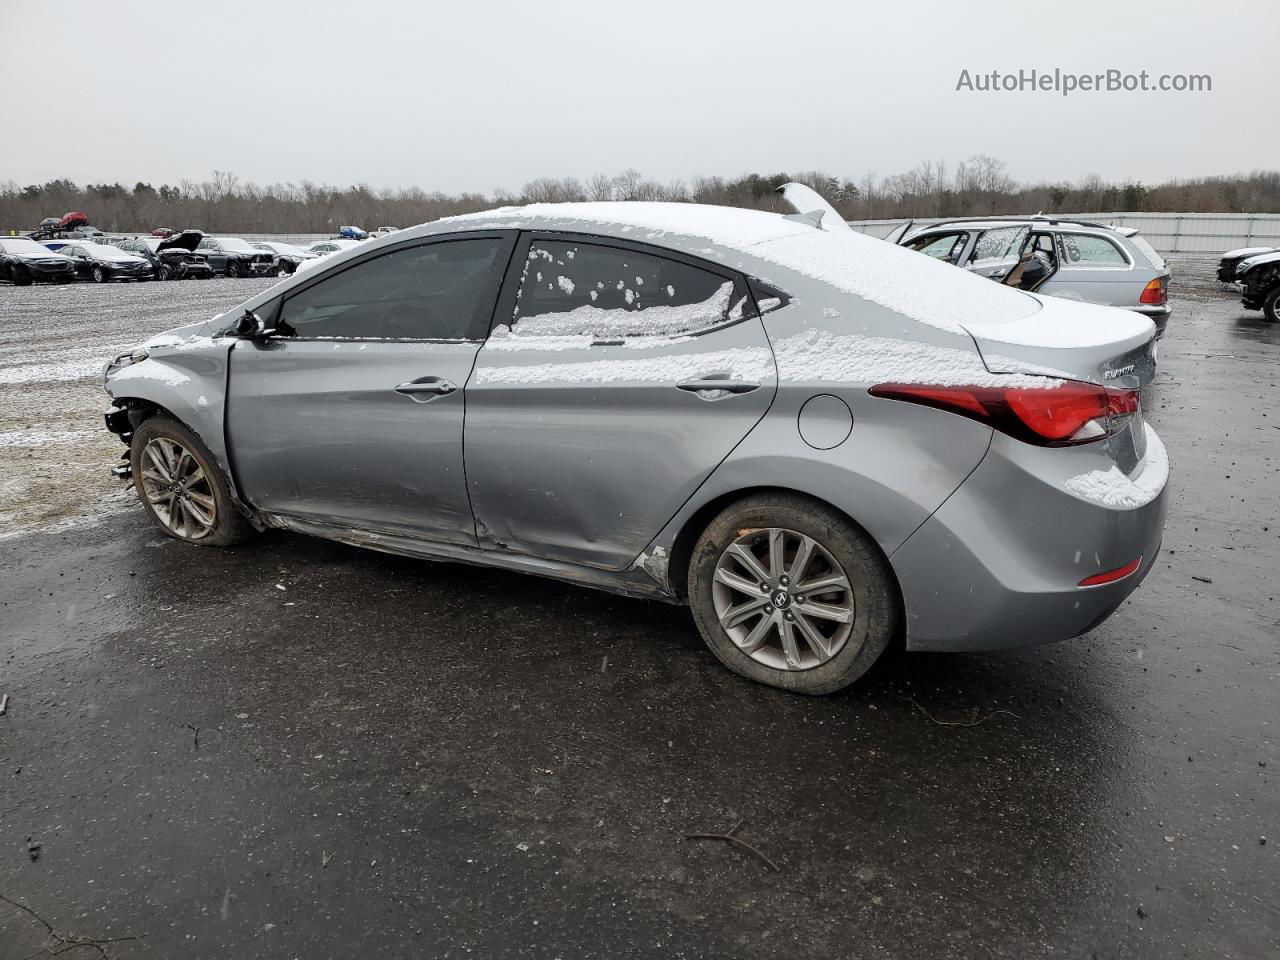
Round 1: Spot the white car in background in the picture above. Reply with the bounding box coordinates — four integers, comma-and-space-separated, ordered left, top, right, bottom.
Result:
296, 238, 364, 275
306, 239, 363, 256
251, 241, 317, 277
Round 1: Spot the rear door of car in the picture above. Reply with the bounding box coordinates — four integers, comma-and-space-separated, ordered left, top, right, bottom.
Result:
464, 233, 777, 570
1047, 231, 1141, 306
225, 232, 516, 544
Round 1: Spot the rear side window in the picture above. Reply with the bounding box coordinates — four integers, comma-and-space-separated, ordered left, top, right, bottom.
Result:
1062, 234, 1129, 266
506, 239, 743, 339
279, 237, 512, 340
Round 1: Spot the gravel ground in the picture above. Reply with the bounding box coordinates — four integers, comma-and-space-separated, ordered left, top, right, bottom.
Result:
1, 257, 1276, 959
0, 277, 276, 538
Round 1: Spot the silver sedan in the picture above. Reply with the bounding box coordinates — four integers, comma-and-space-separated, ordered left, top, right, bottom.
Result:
101, 203, 1169, 695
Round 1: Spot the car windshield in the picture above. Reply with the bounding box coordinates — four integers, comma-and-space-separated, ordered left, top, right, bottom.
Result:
2, 238, 56, 256
219, 238, 257, 253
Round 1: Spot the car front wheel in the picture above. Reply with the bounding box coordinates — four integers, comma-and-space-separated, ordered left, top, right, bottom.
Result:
130, 416, 257, 547
227, 261, 244, 278
1263, 286, 1280, 323
92, 266, 106, 283
688, 493, 898, 695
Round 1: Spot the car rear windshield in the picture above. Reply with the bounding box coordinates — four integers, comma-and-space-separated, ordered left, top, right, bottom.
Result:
219, 238, 258, 253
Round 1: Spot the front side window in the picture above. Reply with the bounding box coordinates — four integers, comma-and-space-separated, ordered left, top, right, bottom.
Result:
278, 237, 511, 340
506, 239, 741, 339
198, 239, 217, 251
1061, 234, 1129, 267
967, 226, 1029, 265
908, 232, 968, 264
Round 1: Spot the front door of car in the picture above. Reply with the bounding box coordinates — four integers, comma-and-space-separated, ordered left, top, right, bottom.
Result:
963, 225, 1031, 282
225, 232, 516, 544
464, 234, 777, 570
64, 246, 91, 279
197, 239, 224, 272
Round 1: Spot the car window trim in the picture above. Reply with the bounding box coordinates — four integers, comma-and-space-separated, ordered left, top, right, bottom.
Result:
486, 230, 756, 344
272, 230, 519, 343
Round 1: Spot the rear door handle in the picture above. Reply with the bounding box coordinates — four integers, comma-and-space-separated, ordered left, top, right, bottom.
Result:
676, 379, 761, 395
395, 377, 457, 401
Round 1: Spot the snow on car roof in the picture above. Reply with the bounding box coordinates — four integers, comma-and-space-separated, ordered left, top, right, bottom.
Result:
442, 202, 1040, 333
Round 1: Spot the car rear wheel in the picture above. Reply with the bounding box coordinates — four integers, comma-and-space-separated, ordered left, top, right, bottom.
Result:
1263, 286, 1280, 323
92, 266, 106, 283
130, 416, 257, 547
158, 264, 173, 281
688, 493, 898, 695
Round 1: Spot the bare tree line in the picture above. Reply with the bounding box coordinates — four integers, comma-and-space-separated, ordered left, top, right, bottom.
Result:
4, 158, 1279, 235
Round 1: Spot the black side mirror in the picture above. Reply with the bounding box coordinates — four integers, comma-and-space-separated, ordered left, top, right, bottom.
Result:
231, 310, 270, 339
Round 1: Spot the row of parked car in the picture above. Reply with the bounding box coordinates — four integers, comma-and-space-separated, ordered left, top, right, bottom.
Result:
1217, 245, 1280, 322
0, 231, 373, 285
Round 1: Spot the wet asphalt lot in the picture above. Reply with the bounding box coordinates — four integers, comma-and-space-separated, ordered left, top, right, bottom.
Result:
0, 268, 1277, 959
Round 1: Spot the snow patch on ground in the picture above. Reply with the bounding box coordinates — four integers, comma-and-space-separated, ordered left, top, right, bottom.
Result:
0, 429, 97, 447
1063, 425, 1169, 508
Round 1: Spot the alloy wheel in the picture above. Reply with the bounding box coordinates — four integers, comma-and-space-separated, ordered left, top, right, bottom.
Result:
139, 437, 217, 540
711, 527, 855, 671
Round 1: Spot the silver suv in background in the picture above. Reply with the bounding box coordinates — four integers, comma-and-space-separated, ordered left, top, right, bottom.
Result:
896, 218, 1172, 337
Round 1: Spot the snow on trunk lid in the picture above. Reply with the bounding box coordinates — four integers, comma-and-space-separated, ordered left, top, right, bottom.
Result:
962, 293, 1157, 388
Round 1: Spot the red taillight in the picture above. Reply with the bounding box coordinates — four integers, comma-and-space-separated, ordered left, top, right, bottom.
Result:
869, 380, 1139, 446
1139, 277, 1167, 305
1078, 556, 1142, 587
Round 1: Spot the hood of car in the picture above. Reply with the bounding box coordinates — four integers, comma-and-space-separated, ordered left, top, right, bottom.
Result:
1238, 250, 1280, 273
157, 230, 204, 253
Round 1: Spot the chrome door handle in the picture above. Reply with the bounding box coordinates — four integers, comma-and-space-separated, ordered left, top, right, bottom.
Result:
395, 377, 457, 400
676, 379, 761, 395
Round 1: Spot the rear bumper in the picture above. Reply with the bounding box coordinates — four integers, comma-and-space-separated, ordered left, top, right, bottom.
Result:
891, 427, 1169, 652
1130, 304, 1170, 338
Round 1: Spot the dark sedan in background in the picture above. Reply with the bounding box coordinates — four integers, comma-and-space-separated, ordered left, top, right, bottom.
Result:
42, 240, 153, 282
195, 237, 274, 277
0, 237, 77, 284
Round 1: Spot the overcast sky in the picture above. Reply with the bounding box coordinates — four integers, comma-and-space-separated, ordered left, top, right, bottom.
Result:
2, 0, 1274, 194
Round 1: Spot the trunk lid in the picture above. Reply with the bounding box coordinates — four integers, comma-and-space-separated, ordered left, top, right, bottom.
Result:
962, 294, 1157, 473
961, 294, 1156, 388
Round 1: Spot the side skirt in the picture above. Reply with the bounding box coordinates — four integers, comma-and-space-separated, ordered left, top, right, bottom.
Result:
261, 513, 680, 604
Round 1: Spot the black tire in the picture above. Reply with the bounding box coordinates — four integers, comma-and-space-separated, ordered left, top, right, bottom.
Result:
130, 415, 257, 548
687, 493, 898, 695
227, 260, 244, 278
158, 264, 173, 281
92, 266, 106, 283
1263, 285, 1280, 324
11, 266, 32, 286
